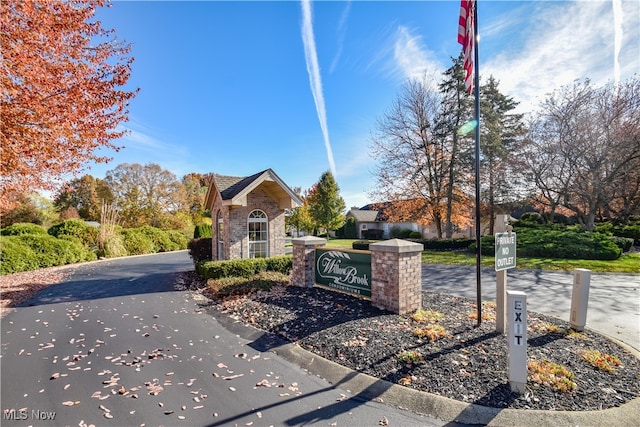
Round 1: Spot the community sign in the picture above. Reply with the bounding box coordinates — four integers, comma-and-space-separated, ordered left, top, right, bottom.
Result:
315, 249, 372, 297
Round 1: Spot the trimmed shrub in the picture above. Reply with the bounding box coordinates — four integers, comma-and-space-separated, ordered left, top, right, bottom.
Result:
421, 238, 474, 251
196, 256, 291, 280
120, 228, 155, 255
0, 236, 39, 275
137, 225, 179, 252
197, 259, 261, 280
613, 223, 640, 246
194, 223, 213, 239
188, 238, 213, 263
352, 240, 370, 250
409, 231, 422, 239
265, 255, 293, 274
15, 234, 93, 268
165, 230, 189, 250
610, 236, 634, 252
471, 230, 622, 260
390, 227, 413, 239
362, 229, 384, 240
519, 212, 545, 224
1, 222, 47, 236
48, 219, 98, 249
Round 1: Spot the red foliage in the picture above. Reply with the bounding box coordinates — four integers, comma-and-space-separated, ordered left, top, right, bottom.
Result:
1, 0, 138, 210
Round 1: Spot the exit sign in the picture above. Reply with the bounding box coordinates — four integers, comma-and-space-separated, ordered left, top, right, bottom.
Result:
495, 232, 516, 271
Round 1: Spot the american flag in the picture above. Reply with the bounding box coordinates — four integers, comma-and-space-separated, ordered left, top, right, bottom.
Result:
458, 0, 475, 94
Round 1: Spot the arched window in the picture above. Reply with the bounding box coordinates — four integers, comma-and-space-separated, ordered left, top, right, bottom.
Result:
248, 210, 268, 258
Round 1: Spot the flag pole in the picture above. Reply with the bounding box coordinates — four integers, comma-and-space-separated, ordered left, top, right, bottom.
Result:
472, 1, 482, 327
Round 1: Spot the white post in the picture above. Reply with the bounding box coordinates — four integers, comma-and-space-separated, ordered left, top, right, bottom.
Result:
495, 215, 509, 334
507, 290, 527, 394
570, 268, 591, 332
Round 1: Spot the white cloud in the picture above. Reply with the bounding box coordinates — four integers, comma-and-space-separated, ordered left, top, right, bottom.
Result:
393, 26, 443, 82
483, 0, 640, 113
329, 0, 351, 74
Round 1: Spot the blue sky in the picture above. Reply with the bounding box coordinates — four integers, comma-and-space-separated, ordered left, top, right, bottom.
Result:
88, 0, 639, 209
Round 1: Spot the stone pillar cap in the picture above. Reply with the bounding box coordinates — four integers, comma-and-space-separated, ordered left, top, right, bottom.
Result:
369, 238, 423, 253
292, 236, 327, 246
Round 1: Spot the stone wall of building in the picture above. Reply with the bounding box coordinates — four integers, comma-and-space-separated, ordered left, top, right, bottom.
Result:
226, 186, 285, 260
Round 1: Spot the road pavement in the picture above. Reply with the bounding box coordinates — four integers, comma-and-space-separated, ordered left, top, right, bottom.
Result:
422, 264, 640, 351
1, 252, 441, 427
2, 252, 638, 426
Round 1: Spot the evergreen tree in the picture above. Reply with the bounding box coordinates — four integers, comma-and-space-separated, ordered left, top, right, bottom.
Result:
308, 171, 346, 235
479, 76, 526, 234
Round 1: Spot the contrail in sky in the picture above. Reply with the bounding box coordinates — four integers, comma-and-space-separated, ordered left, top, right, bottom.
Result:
612, 0, 622, 87
301, 0, 337, 177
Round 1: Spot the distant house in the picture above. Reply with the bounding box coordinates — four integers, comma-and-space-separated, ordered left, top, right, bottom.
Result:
347, 202, 474, 240
204, 169, 302, 260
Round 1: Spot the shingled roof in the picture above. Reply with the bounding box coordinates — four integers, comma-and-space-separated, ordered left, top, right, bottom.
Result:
204, 168, 302, 210
348, 208, 379, 222
213, 170, 266, 200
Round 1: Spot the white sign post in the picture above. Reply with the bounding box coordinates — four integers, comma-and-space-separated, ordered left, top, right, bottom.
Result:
495, 215, 516, 334
507, 290, 527, 394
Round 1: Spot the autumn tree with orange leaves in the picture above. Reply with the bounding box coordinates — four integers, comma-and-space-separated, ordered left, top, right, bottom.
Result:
0, 0, 137, 211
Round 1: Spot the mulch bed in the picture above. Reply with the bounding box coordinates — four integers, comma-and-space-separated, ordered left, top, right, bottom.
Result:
189, 273, 640, 412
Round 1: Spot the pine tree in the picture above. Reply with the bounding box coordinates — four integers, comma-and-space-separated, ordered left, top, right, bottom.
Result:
480, 76, 525, 234
307, 171, 346, 235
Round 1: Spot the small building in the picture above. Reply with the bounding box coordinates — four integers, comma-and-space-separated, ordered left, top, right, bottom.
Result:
347, 205, 420, 240
204, 169, 302, 260
347, 202, 474, 240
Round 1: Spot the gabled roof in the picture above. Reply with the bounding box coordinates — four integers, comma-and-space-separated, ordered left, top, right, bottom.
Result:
205, 169, 302, 210
353, 200, 423, 222
347, 208, 379, 222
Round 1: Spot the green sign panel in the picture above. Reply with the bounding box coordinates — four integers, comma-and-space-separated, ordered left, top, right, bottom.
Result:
495, 232, 517, 271
315, 249, 372, 297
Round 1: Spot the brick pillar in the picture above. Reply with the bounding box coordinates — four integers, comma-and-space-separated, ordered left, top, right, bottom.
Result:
291, 236, 326, 288
370, 239, 423, 314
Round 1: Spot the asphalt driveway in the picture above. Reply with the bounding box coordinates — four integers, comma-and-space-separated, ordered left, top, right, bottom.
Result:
1, 252, 438, 427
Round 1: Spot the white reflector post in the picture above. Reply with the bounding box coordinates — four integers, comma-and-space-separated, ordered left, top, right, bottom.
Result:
507, 290, 527, 394
570, 268, 591, 332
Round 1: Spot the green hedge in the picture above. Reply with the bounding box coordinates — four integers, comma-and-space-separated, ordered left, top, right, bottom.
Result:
137, 225, 179, 252
1, 222, 47, 236
611, 236, 634, 252
470, 230, 622, 260
194, 224, 213, 239
120, 228, 155, 255
48, 219, 98, 250
165, 230, 189, 250
0, 234, 96, 274
352, 240, 370, 250
1, 223, 186, 275
0, 236, 39, 275
195, 255, 292, 280
419, 238, 474, 251
596, 221, 640, 246
188, 238, 213, 263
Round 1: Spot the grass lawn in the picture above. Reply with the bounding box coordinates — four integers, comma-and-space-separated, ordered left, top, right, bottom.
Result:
323, 238, 640, 274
